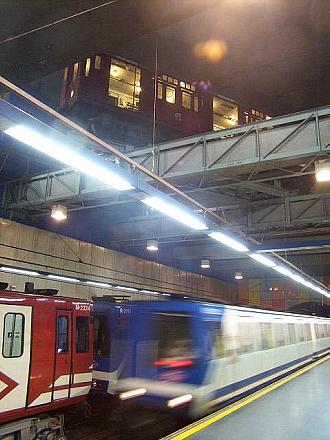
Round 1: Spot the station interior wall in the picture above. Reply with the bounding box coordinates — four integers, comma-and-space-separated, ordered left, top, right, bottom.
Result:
0, 218, 235, 302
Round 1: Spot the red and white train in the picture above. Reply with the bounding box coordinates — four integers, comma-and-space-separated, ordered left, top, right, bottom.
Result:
0, 283, 93, 438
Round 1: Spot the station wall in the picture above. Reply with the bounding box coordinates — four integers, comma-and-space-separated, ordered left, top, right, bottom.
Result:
0, 218, 235, 302
237, 277, 330, 310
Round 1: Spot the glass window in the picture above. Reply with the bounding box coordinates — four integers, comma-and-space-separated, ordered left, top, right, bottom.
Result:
194, 96, 199, 112
76, 317, 89, 353
93, 314, 109, 357
85, 58, 91, 77
108, 58, 141, 111
166, 86, 176, 104
288, 323, 296, 344
186, 83, 191, 90
3, 313, 24, 357
239, 321, 257, 353
157, 82, 163, 100
191, 85, 196, 92
180, 81, 185, 88
153, 313, 193, 361
182, 91, 192, 109
173, 78, 178, 85
57, 316, 68, 354
168, 76, 173, 83
162, 74, 168, 81
213, 96, 238, 130
73, 62, 79, 82
95, 55, 101, 70
260, 322, 273, 350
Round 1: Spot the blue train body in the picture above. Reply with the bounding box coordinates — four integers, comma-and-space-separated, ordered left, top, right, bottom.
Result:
92, 299, 330, 417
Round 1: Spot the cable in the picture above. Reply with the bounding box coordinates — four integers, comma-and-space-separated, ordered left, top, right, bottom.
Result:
0, 0, 120, 45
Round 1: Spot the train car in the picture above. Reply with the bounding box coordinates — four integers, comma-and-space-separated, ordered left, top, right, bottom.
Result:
59, 54, 268, 148
0, 282, 93, 436
91, 299, 330, 418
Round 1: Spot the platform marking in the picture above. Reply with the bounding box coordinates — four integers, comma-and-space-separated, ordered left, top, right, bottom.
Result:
165, 355, 330, 440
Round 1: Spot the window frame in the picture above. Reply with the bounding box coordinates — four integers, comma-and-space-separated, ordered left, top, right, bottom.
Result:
76, 316, 90, 354
2, 313, 25, 358
57, 315, 69, 354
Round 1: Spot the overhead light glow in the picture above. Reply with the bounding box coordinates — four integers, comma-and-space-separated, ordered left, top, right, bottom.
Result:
47, 274, 80, 283
146, 239, 159, 251
0, 266, 40, 276
85, 281, 112, 288
273, 266, 294, 277
208, 232, 249, 252
51, 204, 67, 221
201, 259, 210, 269
250, 253, 276, 268
4, 125, 134, 191
235, 272, 243, 280
142, 197, 208, 231
141, 289, 160, 295
115, 285, 139, 292
315, 161, 330, 182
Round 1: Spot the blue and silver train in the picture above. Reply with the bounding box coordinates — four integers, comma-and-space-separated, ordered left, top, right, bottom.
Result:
91, 299, 330, 418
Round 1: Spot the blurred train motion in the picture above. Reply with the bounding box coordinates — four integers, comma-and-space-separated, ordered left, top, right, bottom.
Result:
92, 298, 330, 418
60, 54, 270, 148
0, 283, 93, 439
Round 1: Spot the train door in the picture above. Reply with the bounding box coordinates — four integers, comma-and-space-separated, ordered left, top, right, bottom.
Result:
53, 310, 72, 401
0, 304, 32, 417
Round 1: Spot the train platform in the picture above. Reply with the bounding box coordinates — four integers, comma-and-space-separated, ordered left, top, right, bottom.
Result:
163, 355, 330, 440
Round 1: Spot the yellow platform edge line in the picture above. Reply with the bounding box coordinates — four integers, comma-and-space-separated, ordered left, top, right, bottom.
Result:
168, 354, 330, 440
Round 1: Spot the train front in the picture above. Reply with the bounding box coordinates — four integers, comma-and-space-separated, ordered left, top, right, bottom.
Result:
115, 301, 222, 417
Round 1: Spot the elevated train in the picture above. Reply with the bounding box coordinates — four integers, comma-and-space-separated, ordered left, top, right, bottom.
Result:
92, 299, 330, 418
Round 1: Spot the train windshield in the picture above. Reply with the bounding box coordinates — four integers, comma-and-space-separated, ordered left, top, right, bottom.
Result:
153, 313, 193, 365
93, 313, 110, 357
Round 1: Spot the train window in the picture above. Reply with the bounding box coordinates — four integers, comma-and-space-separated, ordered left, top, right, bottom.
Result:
213, 97, 238, 130
166, 86, 176, 104
153, 313, 193, 361
260, 322, 273, 350
194, 96, 199, 112
57, 316, 69, 354
182, 91, 191, 109
93, 314, 109, 357
73, 62, 79, 82
239, 321, 257, 354
109, 58, 141, 111
157, 82, 163, 100
85, 58, 91, 77
205, 320, 223, 359
3, 313, 24, 358
95, 55, 102, 70
288, 323, 296, 344
76, 317, 89, 353
273, 323, 285, 347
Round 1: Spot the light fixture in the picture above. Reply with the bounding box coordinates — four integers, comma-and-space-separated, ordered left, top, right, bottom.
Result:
142, 197, 208, 231
0, 266, 40, 276
115, 285, 139, 292
249, 253, 276, 268
208, 232, 249, 252
51, 204, 67, 221
47, 274, 80, 283
119, 388, 147, 400
201, 259, 210, 269
235, 272, 243, 280
167, 394, 192, 408
140, 289, 160, 295
85, 281, 112, 288
273, 266, 294, 277
146, 239, 159, 251
4, 125, 134, 191
315, 161, 330, 182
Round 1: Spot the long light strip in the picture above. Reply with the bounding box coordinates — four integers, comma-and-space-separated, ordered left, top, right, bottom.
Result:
0, 266, 40, 276
47, 274, 80, 283
142, 197, 208, 231
85, 281, 112, 288
208, 232, 249, 252
249, 253, 276, 268
4, 125, 134, 191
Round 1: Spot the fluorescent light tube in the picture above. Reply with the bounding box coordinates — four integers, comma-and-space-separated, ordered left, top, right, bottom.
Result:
85, 281, 112, 288
115, 286, 139, 292
141, 289, 160, 295
0, 266, 40, 276
249, 253, 276, 267
47, 274, 80, 283
273, 266, 293, 277
5, 125, 134, 191
142, 197, 208, 231
208, 232, 249, 252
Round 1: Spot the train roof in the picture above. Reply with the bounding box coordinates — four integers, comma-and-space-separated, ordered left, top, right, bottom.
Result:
0, 289, 91, 306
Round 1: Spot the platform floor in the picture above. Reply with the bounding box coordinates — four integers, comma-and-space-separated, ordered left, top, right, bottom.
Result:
166, 357, 330, 440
